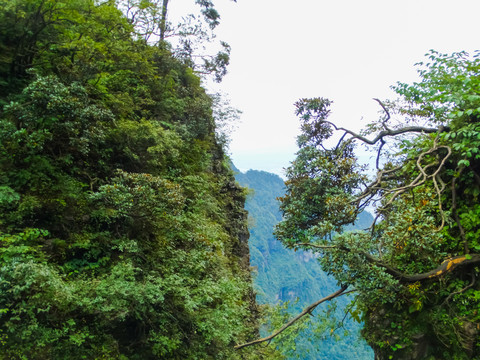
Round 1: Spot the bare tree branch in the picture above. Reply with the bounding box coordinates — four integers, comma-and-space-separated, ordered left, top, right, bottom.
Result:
451, 166, 468, 253
352, 166, 403, 205
234, 286, 349, 350
296, 243, 337, 250
376, 139, 386, 170
349, 135, 452, 228
363, 253, 480, 282
318, 99, 449, 150
376, 142, 452, 226
295, 243, 480, 283
324, 121, 442, 145
373, 98, 391, 131
442, 271, 476, 306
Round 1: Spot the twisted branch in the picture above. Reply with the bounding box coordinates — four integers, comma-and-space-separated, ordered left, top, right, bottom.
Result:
296, 243, 480, 283
322, 119, 442, 146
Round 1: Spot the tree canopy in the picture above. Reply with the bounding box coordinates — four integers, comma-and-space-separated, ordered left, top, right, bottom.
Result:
237, 51, 480, 359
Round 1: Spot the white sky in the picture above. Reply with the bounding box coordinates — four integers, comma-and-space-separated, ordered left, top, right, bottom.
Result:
174, 0, 480, 175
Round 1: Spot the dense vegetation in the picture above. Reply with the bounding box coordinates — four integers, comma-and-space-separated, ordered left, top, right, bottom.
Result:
273, 51, 480, 359
3, 1, 479, 359
235, 168, 373, 359
0, 1, 274, 358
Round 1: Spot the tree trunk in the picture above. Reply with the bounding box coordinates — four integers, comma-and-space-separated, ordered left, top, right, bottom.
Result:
159, 0, 169, 42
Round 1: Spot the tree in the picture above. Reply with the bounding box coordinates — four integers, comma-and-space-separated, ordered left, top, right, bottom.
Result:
235, 51, 480, 359
120, 0, 236, 81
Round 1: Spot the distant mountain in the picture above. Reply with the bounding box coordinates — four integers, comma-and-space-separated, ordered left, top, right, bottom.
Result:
235, 168, 374, 360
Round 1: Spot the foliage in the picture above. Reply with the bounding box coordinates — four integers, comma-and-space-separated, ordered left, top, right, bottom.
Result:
275, 51, 480, 359
0, 1, 270, 358
120, 0, 236, 82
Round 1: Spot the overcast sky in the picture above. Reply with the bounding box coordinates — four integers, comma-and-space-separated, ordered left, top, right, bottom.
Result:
174, 0, 480, 175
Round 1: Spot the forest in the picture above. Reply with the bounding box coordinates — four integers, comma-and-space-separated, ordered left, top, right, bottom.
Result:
1, 0, 480, 359
0, 0, 275, 358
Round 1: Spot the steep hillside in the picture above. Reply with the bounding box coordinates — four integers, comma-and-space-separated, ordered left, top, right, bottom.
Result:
0, 2, 274, 359
235, 168, 374, 359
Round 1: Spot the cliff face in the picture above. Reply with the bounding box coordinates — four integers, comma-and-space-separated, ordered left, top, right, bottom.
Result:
0, 2, 268, 358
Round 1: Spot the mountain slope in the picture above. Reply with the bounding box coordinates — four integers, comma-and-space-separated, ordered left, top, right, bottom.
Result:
236, 168, 374, 359
0, 2, 272, 358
